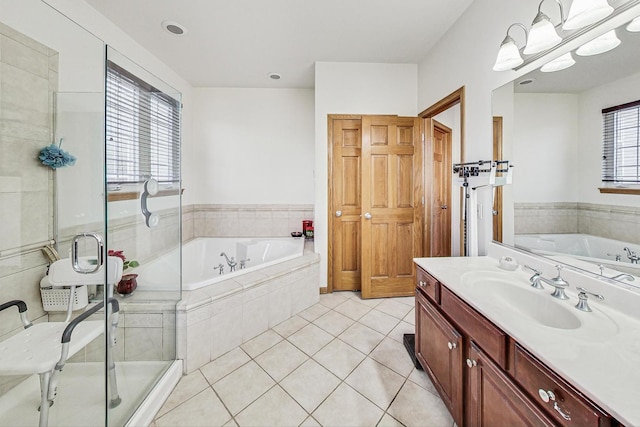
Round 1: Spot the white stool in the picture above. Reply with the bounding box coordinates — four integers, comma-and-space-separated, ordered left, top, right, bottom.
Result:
0, 256, 123, 427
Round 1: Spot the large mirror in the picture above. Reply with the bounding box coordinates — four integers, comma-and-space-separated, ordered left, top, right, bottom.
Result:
493, 11, 640, 284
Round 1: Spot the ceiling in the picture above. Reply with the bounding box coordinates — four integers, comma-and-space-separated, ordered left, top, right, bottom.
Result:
515, 21, 640, 94
85, 0, 474, 88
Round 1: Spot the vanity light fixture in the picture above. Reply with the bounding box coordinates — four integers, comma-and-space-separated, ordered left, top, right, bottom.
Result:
524, 0, 565, 55
627, 16, 640, 31
492, 23, 528, 71
563, 0, 614, 30
576, 29, 620, 55
540, 52, 576, 72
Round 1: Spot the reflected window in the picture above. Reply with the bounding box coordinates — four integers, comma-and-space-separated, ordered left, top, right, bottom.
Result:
602, 100, 640, 184
106, 61, 180, 184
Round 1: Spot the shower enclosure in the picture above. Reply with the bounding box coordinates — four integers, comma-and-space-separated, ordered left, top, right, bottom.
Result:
0, 1, 181, 426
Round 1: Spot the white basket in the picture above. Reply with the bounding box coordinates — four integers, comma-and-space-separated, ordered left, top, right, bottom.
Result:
40, 285, 89, 312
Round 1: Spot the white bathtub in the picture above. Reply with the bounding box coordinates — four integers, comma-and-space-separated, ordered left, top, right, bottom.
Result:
515, 233, 640, 273
135, 237, 305, 291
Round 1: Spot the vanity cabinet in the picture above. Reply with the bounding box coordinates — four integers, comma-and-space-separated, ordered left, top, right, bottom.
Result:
415, 290, 463, 424
467, 342, 555, 427
415, 265, 615, 427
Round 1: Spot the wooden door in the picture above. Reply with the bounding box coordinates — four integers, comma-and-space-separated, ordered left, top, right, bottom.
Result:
466, 343, 555, 427
493, 117, 503, 243
361, 116, 422, 299
430, 120, 452, 257
329, 117, 362, 291
415, 291, 463, 427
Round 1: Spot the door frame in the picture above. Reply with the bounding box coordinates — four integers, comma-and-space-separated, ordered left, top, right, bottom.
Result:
493, 116, 504, 243
419, 87, 466, 257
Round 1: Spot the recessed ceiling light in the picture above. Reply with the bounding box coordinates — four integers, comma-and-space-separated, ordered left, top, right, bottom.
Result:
518, 78, 536, 86
268, 72, 282, 80
161, 21, 187, 36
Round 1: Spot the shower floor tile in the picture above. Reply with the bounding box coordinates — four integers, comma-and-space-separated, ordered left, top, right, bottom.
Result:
154, 294, 455, 427
0, 361, 169, 427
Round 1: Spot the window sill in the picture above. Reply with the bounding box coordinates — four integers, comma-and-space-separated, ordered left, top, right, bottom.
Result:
598, 187, 640, 195
107, 188, 184, 202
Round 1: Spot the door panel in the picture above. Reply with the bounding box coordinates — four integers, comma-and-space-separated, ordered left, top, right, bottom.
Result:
361, 116, 422, 298
330, 118, 362, 291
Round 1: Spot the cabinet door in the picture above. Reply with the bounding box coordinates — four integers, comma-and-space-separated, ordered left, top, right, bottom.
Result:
415, 291, 463, 426
466, 343, 556, 427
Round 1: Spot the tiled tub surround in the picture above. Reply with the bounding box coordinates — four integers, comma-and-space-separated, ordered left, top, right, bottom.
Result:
177, 242, 320, 373
515, 202, 640, 245
185, 204, 314, 239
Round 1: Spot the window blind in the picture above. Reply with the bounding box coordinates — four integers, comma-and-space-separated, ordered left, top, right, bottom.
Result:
106, 61, 180, 184
602, 100, 640, 183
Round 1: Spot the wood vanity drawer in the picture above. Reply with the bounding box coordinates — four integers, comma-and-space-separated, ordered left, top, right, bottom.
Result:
513, 344, 612, 427
440, 286, 507, 369
417, 267, 439, 303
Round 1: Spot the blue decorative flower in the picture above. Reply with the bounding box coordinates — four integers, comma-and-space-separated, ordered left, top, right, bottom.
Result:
39, 144, 76, 169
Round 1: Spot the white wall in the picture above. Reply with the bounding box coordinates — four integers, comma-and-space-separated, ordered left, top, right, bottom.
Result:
513, 93, 579, 203
315, 61, 418, 287
190, 88, 315, 205
578, 71, 640, 206
417, 0, 544, 254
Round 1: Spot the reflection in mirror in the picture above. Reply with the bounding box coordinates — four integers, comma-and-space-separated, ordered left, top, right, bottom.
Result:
493, 13, 640, 285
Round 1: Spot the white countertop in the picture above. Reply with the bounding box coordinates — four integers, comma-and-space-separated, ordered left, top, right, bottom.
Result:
414, 256, 640, 426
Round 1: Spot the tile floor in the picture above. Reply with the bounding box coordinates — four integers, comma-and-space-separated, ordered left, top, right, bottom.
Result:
151, 291, 454, 427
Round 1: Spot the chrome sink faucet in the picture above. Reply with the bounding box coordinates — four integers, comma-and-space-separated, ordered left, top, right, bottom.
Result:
539, 265, 570, 300
609, 273, 635, 281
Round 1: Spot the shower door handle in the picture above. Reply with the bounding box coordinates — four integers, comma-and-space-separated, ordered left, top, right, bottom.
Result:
71, 232, 104, 274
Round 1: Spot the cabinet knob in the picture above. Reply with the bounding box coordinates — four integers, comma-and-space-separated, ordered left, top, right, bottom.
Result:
419, 280, 427, 287
447, 341, 457, 350
538, 389, 555, 403
466, 358, 477, 368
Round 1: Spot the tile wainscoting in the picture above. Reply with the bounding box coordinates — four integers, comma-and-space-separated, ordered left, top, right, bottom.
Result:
515, 202, 640, 245
183, 204, 314, 240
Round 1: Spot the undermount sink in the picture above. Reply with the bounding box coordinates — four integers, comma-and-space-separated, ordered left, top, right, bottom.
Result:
461, 272, 581, 330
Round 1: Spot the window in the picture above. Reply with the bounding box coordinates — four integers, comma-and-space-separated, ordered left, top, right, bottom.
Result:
602, 100, 640, 184
106, 61, 180, 184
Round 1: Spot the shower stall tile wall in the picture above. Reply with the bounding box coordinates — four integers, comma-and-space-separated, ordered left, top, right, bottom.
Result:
0, 23, 58, 356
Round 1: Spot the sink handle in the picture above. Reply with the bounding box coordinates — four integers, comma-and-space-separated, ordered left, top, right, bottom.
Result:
575, 286, 605, 312
524, 265, 544, 289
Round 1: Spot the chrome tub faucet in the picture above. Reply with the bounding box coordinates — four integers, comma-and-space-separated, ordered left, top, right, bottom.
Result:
220, 252, 238, 272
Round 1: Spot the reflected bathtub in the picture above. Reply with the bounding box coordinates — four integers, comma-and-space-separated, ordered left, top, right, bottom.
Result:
514, 233, 640, 274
